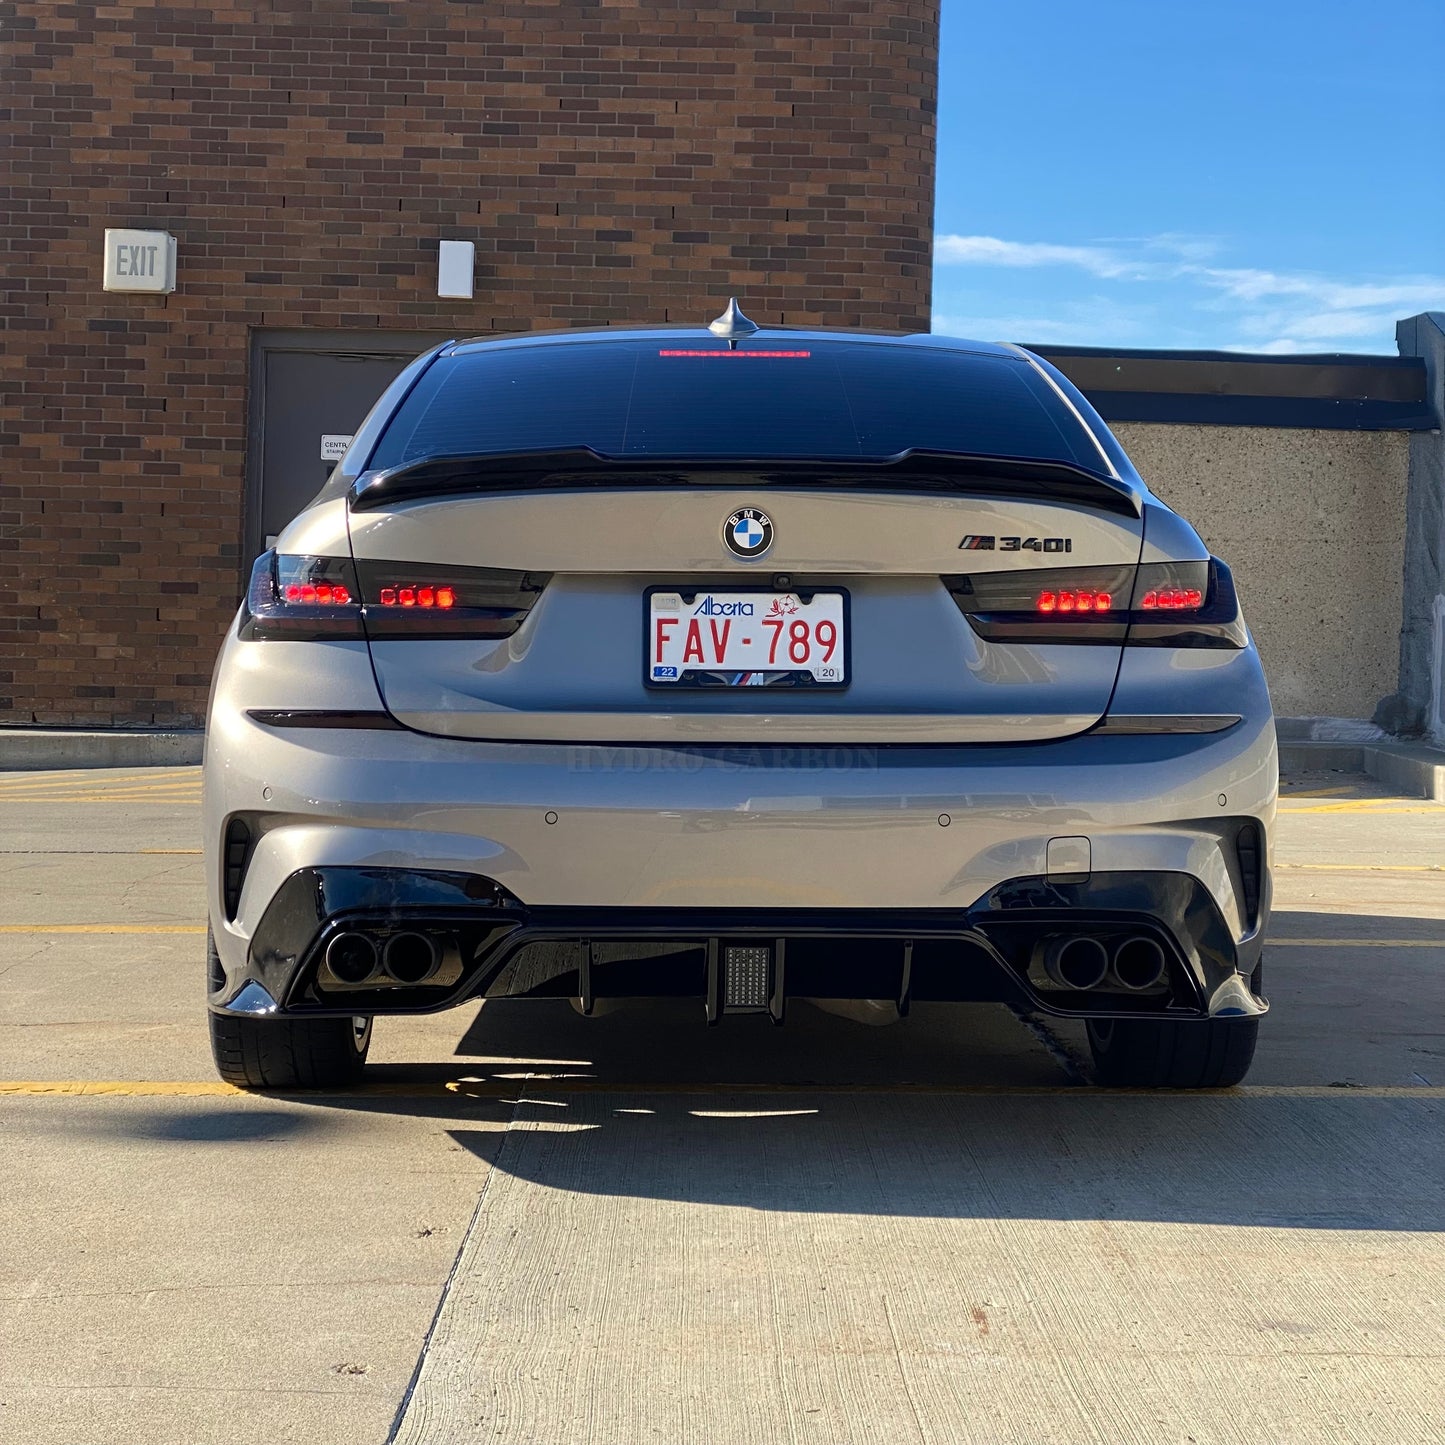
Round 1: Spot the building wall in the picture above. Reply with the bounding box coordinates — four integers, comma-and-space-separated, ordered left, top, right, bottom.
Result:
1394, 314, 1445, 740
1115, 423, 1410, 720
1, 0, 940, 726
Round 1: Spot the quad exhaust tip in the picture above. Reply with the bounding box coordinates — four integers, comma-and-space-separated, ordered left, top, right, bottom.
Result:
382, 931, 442, 985
323, 929, 443, 986
325, 931, 379, 986
1041, 935, 1110, 991
1040, 933, 1168, 992
1112, 935, 1167, 991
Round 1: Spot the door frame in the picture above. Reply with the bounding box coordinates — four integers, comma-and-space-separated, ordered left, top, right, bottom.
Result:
243, 328, 458, 577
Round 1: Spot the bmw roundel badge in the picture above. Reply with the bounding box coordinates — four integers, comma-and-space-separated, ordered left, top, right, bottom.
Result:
723, 507, 774, 559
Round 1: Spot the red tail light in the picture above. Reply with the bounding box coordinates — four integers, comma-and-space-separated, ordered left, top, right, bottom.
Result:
377, 586, 457, 609
242, 552, 363, 640
356, 562, 550, 639
1038, 590, 1112, 614
1140, 588, 1204, 610
242, 553, 551, 642
947, 559, 1246, 649
284, 582, 351, 606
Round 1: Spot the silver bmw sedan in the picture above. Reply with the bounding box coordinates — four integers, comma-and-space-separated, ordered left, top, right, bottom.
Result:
203, 305, 1275, 1091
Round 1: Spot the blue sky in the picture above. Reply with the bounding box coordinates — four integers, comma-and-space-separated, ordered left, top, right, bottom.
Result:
931, 0, 1445, 353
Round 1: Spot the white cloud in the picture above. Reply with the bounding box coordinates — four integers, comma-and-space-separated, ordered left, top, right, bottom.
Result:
933, 232, 1445, 352
935, 235, 1127, 275
932, 312, 1108, 345
1201, 268, 1445, 312
934, 235, 1182, 282
932, 294, 1159, 346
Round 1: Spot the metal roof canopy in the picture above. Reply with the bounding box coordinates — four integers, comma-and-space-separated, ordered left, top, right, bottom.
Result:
1032, 345, 1434, 431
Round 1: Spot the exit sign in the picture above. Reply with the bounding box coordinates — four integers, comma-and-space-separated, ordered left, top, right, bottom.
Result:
103, 229, 177, 293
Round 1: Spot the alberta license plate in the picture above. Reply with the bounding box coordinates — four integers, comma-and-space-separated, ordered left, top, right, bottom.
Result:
647, 589, 848, 687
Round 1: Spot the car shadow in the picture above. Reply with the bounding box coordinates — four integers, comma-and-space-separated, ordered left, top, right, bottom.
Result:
289, 907, 1445, 1232
441, 1086, 1441, 1231
86, 907, 1437, 1231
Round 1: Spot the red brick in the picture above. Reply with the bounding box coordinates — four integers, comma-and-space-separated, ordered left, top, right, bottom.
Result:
1, 0, 938, 726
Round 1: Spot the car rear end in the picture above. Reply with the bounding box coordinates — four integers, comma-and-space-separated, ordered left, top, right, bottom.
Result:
204, 323, 1275, 1089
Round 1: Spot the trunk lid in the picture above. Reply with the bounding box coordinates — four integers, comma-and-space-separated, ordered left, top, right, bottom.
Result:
348, 482, 1143, 744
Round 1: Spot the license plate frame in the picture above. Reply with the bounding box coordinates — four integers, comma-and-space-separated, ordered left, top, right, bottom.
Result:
643, 585, 851, 690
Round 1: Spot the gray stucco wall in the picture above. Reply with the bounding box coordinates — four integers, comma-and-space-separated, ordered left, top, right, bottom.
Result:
1114, 422, 1410, 719
1394, 314, 1445, 740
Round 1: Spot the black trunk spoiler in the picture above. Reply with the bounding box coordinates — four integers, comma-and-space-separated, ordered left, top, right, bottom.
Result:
349, 447, 1143, 517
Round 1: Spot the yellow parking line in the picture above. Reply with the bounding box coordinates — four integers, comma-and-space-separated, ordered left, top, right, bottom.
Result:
0, 786, 202, 797
0, 783, 201, 797
0, 779, 201, 789
0, 795, 202, 805
1281, 802, 1442, 814
0, 1081, 244, 1097
1276, 863, 1444, 872
0, 770, 199, 788
10, 782, 204, 793
66, 784, 201, 793
0, 923, 206, 934
0, 773, 198, 784
0, 1080, 1440, 1100
1269, 937, 1442, 947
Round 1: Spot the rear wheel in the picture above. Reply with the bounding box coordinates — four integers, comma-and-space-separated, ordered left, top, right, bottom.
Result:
210, 1010, 372, 1089
1086, 1015, 1258, 1089
208, 929, 371, 1088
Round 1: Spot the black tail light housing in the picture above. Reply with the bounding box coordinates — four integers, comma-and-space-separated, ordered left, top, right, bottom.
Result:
947, 557, 1247, 649
354, 560, 550, 639
239, 551, 551, 642
240, 552, 364, 640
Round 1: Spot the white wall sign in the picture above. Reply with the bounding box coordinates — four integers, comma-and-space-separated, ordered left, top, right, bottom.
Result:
437, 239, 475, 299
320, 434, 354, 462
103, 229, 177, 293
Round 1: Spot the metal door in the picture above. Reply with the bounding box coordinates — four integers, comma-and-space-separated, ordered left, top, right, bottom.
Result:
252, 349, 413, 556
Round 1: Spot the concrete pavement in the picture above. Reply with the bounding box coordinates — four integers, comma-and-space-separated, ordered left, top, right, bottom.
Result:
0, 765, 1442, 1443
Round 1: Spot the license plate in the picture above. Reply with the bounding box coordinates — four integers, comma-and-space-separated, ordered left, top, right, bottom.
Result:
647, 589, 848, 687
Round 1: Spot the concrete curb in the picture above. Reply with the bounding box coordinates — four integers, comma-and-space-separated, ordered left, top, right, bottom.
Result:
0, 730, 205, 771
1364, 739, 1445, 802
1280, 737, 1445, 800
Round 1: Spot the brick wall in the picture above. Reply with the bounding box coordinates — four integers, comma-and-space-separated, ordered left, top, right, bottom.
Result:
1, 0, 939, 726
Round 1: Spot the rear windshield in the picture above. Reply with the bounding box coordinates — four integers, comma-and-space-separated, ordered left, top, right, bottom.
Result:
367, 339, 1103, 472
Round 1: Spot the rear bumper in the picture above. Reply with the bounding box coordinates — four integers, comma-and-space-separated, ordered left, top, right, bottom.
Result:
204, 707, 1276, 1022
210, 864, 1267, 1023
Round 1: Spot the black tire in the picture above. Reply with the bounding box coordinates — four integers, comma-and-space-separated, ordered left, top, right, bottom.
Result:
1086, 1015, 1259, 1089
207, 929, 371, 1088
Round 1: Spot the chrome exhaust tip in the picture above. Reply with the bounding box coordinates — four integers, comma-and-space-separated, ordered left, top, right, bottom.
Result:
325, 931, 379, 985
1041, 935, 1110, 991
1112, 936, 1167, 991
382, 931, 442, 985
